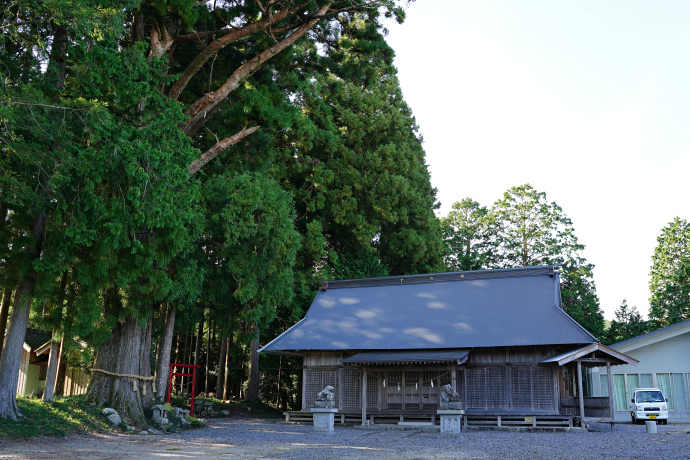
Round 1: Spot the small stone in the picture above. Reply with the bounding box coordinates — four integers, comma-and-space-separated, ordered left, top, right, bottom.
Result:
140, 430, 149, 435
102, 408, 118, 416
221, 410, 229, 415
126, 425, 135, 431
107, 413, 122, 425
147, 428, 162, 435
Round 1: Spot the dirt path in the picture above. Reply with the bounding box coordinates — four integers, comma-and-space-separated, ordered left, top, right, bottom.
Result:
1, 418, 689, 459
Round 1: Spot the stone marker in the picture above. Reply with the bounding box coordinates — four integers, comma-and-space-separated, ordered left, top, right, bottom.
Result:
645, 420, 657, 434
311, 408, 339, 433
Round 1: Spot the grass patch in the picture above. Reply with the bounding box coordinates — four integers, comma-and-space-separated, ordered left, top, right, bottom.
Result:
0, 395, 112, 439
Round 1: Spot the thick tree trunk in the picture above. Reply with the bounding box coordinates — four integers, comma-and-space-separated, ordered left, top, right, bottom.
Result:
0, 288, 12, 359
246, 325, 260, 403
42, 336, 61, 401
154, 307, 175, 401
139, 315, 154, 407
215, 335, 227, 398
0, 210, 47, 420
86, 314, 151, 425
0, 281, 34, 419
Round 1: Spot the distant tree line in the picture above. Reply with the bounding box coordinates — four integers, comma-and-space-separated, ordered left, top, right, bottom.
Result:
441, 184, 606, 338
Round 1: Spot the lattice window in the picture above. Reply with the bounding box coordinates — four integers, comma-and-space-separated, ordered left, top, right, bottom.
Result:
466, 367, 507, 410
486, 367, 507, 409
342, 369, 361, 408
304, 369, 340, 408
366, 371, 379, 408
466, 368, 486, 409
511, 367, 532, 410
531, 367, 555, 410
509, 366, 555, 411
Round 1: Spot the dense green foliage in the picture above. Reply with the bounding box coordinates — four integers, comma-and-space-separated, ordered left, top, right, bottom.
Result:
442, 184, 605, 337
602, 299, 650, 346
649, 217, 690, 327
0, 0, 442, 419
441, 198, 495, 271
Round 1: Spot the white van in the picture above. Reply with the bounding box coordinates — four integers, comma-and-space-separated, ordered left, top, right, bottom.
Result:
630, 388, 669, 425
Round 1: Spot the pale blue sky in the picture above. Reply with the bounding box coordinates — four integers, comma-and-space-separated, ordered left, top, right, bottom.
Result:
385, 0, 690, 319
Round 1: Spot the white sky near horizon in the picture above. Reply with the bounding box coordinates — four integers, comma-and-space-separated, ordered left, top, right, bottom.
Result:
384, 0, 690, 320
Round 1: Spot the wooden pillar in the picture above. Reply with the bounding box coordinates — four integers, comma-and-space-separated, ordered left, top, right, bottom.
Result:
302, 368, 307, 410
362, 367, 367, 426
577, 360, 585, 423
606, 361, 615, 419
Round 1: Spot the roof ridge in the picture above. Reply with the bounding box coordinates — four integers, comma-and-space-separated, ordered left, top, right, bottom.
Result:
324, 265, 558, 290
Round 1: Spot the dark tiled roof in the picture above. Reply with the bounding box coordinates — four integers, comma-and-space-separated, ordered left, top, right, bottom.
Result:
24, 328, 53, 350
261, 266, 596, 353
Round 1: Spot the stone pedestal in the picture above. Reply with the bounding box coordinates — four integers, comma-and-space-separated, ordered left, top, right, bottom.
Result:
311, 408, 339, 433
645, 420, 657, 433
438, 410, 464, 435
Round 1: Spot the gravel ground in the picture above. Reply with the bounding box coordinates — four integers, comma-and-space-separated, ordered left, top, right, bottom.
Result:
1, 418, 689, 459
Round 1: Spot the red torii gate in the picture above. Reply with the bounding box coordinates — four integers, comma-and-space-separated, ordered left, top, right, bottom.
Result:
167, 363, 202, 416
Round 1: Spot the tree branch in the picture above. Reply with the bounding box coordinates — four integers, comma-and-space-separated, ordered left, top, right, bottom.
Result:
167, 2, 314, 100
148, 23, 173, 62
187, 126, 260, 175
181, 3, 332, 138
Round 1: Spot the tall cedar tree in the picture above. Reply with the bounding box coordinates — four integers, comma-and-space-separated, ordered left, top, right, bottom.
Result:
649, 218, 690, 327
0, 0, 424, 421
441, 198, 496, 271
442, 185, 605, 337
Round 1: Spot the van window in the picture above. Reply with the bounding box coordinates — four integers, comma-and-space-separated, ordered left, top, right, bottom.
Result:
635, 390, 664, 403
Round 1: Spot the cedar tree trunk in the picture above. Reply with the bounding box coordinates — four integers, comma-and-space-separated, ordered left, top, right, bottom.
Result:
246, 325, 260, 403
154, 307, 176, 401
86, 314, 150, 425
216, 335, 227, 398
42, 337, 61, 401
0, 288, 12, 359
0, 210, 47, 419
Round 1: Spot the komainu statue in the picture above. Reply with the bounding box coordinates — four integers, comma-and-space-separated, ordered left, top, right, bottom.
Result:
439, 384, 462, 410
314, 385, 335, 408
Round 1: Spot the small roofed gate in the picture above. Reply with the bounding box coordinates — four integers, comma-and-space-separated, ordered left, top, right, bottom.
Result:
540, 343, 640, 427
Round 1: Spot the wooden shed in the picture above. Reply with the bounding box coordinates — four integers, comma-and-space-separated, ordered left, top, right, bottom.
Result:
260, 266, 638, 428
